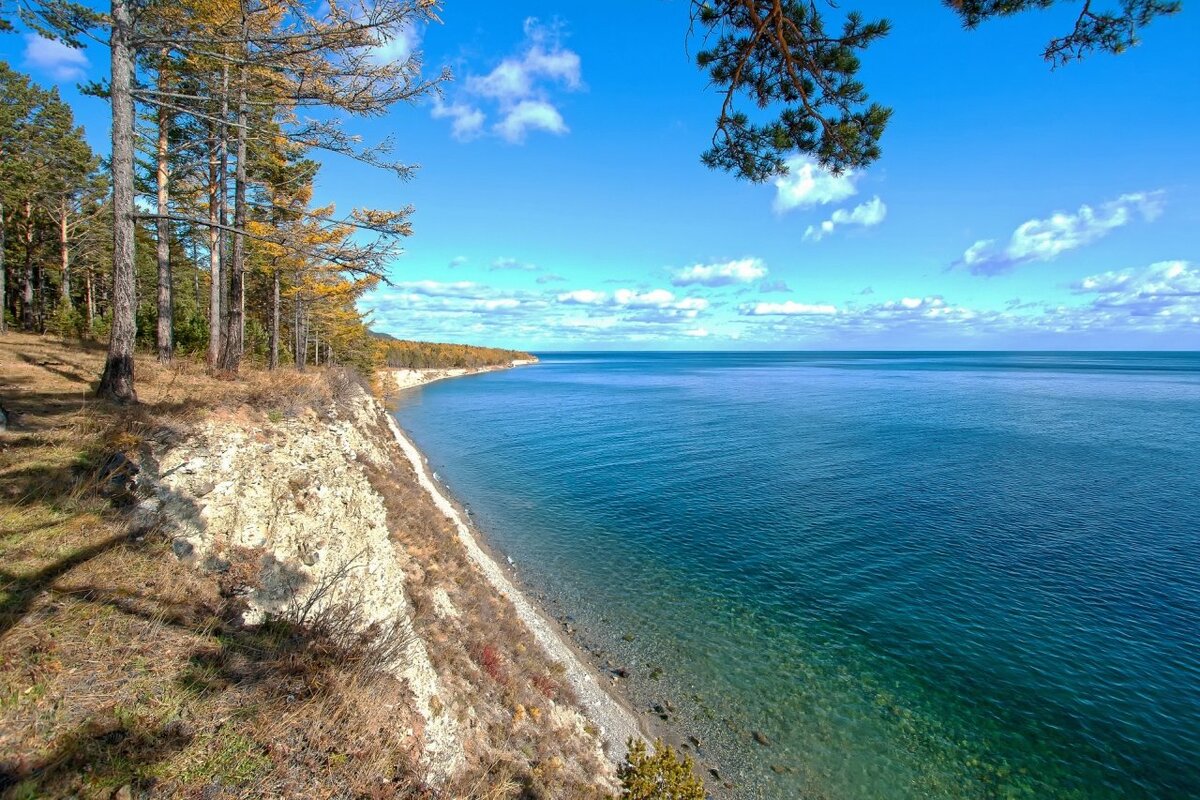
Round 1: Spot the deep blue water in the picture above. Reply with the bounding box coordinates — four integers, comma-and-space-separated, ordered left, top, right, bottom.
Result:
393, 352, 1200, 799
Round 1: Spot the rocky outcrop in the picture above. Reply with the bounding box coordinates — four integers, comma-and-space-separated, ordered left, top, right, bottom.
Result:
125, 366, 636, 794
134, 391, 464, 781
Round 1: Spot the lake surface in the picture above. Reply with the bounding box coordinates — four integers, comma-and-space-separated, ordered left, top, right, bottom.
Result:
393, 352, 1200, 799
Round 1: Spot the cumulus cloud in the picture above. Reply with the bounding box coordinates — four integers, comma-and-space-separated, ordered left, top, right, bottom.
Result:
23, 35, 89, 81
363, 261, 1200, 347
1071, 260, 1199, 317
773, 156, 859, 212
556, 287, 709, 319
759, 280, 792, 293
671, 258, 767, 287
957, 191, 1166, 276
431, 98, 486, 141
493, 99, 567, 142
468, 19, 581, 100
557, 289, 607, 305
740, 301, 838, 316
434, 18, 582, 144
804, 196, 887, 241
772, 155, 888, 241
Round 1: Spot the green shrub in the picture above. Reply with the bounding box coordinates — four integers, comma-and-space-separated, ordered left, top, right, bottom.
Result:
615, 738, 705, 800
50, 304, 85, 338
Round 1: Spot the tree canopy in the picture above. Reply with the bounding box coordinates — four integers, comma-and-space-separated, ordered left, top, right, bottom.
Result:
694, 0, 1181, 181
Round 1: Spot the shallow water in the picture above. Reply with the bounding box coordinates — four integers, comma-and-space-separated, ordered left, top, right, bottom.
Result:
393, 352, 1200, 799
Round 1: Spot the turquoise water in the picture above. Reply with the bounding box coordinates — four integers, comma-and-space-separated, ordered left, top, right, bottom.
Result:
393, 353, 1200, 799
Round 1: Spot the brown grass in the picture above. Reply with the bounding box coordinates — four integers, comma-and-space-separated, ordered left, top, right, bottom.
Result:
360, 451, 614, 799
0, 333, 614, 800
0, 334, 424, 799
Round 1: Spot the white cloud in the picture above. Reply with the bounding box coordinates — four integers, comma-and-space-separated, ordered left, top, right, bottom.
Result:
557, 287, 709, 320
773, 156, 858, 212
431, 98, 486, 141
740, 301, 838, 316
671, 258, 767, 287
468, 24, 580, 101
613, 288, 677, 308
804, 196, 887, 241
436, 17, 581, 144
363, 260, 1200, 346
448, 256, 468, 268
491, 257, 540, 272
494, 100, 567, 142
392, 280, 485, 298
557, 289, 607, 305
372, 24, 420, 66
23, 35, 89, 81
958, 191, 1165, 275
1071, 260, 1199, 316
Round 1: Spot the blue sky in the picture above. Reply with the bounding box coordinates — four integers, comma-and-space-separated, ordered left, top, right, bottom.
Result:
4, 1, 1199, 350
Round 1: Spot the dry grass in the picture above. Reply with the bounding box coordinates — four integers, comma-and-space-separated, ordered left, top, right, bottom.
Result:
0, 334, 425, 799
0, 333, 615, 800
360, 455, 614, 800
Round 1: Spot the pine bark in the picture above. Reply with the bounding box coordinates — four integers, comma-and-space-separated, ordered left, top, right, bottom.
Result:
85, 265, 94, 331
21, 201, 34, 331
0, 199, 6, 334
59, 199, 72, 309
217, 64, 230, 343
207, 125, 222, 366
268, 268, 279, 370
156, 52, 173, 362
218, 48, 247, 373
97, 0, 138, 403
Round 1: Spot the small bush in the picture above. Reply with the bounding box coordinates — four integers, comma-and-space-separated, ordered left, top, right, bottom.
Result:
615, 739, 705, 800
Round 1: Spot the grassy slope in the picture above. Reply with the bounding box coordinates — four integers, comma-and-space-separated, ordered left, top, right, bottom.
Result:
0, 334, 607, 800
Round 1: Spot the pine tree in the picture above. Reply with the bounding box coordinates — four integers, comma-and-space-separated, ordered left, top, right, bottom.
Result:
694, 0, 1181, 181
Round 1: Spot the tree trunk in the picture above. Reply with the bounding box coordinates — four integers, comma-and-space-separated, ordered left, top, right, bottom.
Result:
207, 125, 222, 366
0, 199, 7, 335
268, 268, 279, 370
97, 0, 138, 403
36, 260, 46, 332
218, 37, 247, 373
156, 52, 173, 362
218, 64, 230, 342
85, 265, 94, 332
21, 201, 34, 331
59, 199, 72, 310
294, 298, 305, 371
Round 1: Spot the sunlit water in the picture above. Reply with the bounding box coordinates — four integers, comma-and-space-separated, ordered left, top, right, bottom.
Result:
393, 352, 1200, 799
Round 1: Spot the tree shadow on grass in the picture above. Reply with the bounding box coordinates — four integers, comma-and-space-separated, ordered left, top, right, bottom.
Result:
0, 713, 194, 797
0, 532, 129, 639
16, 352, 93, 386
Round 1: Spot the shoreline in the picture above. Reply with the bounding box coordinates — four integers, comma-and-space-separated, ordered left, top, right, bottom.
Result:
387, 358, 737, 793
382, 358, 649, 762
385, 413, 647, 760
388, 357, 539, 392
